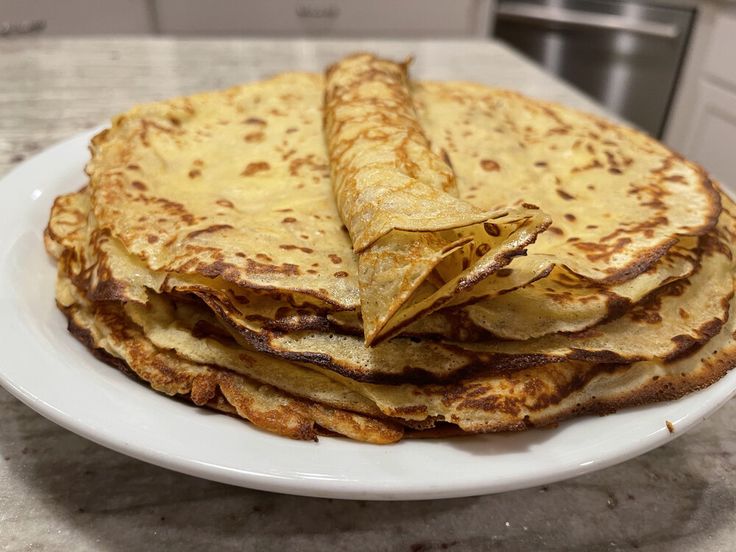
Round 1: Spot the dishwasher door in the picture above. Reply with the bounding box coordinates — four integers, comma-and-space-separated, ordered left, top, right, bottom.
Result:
493, 0, 695, 137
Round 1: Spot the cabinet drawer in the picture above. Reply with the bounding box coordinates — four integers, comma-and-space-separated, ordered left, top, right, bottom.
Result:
703, 9, 736, 91
685, 80, 736, 188
155, 0, 491, 37
0, 0, 153, 36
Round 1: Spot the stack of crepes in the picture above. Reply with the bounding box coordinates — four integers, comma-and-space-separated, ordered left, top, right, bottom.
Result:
44, 53, 736, 444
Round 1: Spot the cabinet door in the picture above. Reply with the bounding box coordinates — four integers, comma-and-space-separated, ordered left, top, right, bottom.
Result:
0, 0, 154, 36
684, 81, 736, 189
703, 10, 736, 90
155, 0, 491, 37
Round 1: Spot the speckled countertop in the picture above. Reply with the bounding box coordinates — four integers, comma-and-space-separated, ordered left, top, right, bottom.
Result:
1, 38, 735, 552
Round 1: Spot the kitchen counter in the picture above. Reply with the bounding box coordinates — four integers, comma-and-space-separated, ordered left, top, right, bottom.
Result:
1, 38, 735, 552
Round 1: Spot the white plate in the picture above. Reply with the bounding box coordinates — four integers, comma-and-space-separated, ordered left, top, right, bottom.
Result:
1, 129, 735, 501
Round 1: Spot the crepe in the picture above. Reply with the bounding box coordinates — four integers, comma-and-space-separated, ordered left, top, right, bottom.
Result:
50, 138, 730, 385
82, 69, 719, 347
461, 240, 699, 340
55, 261, 403, 444
414, 82, 720, 282
324, 54, 551, 343
214, 230, 730, 383
131, 285, 736, 433
50, 218, 736, 436
43, 53, 736, 443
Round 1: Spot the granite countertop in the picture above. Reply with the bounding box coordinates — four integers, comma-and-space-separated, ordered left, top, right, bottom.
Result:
1, 38, 735, 552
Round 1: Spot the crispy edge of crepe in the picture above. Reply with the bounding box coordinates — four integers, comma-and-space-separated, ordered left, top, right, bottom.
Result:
312, 290, 736, 433
414, 80, 722, 284
46, 195, 736, 439
203, 231, 731, 384
44, 188, 734, 386
55, 260, 404, 444
45, 189, 708, 348
117, 281, 736, 435
113, 271, 736, 436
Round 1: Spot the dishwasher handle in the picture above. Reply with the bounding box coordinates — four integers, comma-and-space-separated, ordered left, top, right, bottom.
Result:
496, 3, 681, 39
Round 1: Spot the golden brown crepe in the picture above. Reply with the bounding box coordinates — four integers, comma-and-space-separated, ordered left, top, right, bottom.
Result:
415, 82, 720, 282
324, 54, 550, 343
55, 262, 403, 444
48, 202, 736, 437
43, 53, 736, 443
51, 223, 736, 436
80, 69, 720, 346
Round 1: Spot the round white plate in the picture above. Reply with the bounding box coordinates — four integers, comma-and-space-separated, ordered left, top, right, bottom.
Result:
1, 129, 735, 501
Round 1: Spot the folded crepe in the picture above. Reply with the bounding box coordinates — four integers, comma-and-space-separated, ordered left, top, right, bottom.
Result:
324, 53, 550, 344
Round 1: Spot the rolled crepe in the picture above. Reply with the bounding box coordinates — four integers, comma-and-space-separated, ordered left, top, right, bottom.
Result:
324, 53, 551, 345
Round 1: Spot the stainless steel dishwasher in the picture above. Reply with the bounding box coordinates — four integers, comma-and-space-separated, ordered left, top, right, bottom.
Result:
493, 0, 696, 137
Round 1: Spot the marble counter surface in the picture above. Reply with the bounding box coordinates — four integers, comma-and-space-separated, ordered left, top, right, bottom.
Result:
1, 38, 735, 552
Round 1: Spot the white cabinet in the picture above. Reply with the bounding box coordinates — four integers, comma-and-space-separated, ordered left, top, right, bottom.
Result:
665, 2, 736, 188
0, 0, 492, 38
682, 81, 736, 186
154, 0, 492, 38
0, 0, 154, 36
703, 10, 736, 90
